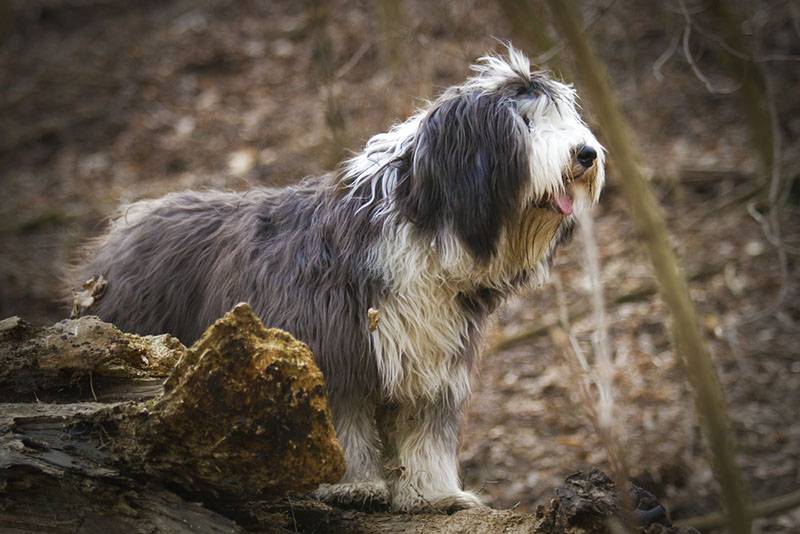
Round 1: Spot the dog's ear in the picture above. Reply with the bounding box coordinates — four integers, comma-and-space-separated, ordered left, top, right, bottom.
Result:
398, 92, 528, 262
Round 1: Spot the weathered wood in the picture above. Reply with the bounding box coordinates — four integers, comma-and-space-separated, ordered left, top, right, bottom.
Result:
111, 303, 346, 500
233, 470, 697, 533
0, 463, 243, 533
0, 314, 183, 403
1, 307, 696, 533
0, 402, 242, 533
1, 304, 344, 532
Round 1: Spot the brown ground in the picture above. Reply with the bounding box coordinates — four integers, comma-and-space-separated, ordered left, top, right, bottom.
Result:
2, 0, 799, 530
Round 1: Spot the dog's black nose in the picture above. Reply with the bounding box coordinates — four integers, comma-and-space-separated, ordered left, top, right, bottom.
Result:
576, 145, 597, 167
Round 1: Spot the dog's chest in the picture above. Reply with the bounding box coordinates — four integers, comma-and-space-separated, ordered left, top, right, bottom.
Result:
369, 282, 473, 403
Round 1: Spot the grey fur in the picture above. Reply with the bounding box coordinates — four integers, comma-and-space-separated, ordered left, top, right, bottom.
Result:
76, 178, 383, 402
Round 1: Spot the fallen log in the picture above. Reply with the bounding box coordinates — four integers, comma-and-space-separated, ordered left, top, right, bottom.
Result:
0, 314, 183, 403
235, 469, 698, 533
1, 303, 344, 532
1, 305, 696, 533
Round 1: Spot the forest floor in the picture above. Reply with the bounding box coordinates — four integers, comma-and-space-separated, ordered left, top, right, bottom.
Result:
2, 0, 799, 531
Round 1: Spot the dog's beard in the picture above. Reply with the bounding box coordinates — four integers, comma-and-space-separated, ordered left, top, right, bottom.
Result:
526, 159, 601, 217
501, 166, 597, 278
506, 205, 567, 269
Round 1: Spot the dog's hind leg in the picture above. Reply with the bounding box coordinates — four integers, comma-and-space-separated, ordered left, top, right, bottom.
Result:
313, 395, 389, 509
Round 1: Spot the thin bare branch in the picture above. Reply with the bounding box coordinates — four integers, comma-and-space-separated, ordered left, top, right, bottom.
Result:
335, 40, 374, 79
576, 210, 615, 428
678, 487, 800, 530
736, 32, 792, 325
679, 0, 739, 94
652, 30, 680, 82
552, 270, 634, 528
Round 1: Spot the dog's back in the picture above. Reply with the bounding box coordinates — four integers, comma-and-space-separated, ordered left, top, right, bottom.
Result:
75, 189, 268, 341
71, 178, 379, 398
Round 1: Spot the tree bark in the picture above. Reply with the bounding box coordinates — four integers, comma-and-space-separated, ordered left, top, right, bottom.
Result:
1, 304, 344, 532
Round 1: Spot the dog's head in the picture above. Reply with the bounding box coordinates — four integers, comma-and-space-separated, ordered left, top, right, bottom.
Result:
394, 47, 605, 284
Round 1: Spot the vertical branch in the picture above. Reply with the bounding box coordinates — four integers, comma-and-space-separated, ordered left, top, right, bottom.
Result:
576, 210, 614, 428
545, 1, 753, 532
497, 0, 563, 70
374, 0, 426, 116
703, 0, 773, 186
744, 55, 790, 316
310, 4, 349, 167
375, 0, 409, 78
551, 268, 634, 527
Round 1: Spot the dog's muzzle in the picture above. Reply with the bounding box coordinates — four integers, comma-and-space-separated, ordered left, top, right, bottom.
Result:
550, 144, 601, 216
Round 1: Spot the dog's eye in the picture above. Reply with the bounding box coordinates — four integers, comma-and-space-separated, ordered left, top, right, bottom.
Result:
516, 85, 537, 98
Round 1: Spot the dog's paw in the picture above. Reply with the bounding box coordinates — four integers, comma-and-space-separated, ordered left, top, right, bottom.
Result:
392, 489, 484, 514
312, 481, 390, 510
431, 490, 485, 513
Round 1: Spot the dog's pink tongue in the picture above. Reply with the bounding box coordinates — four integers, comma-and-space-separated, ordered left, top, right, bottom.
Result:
555, 193, 573, 215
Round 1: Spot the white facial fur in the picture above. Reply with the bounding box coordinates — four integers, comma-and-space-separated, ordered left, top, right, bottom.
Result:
519, 88, 605, 208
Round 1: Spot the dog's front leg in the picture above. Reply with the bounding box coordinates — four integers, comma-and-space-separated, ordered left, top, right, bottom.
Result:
389, 393, 483, 513
313, 396, 389, 508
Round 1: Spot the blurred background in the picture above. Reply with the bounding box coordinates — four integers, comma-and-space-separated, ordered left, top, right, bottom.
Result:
1, 0, 799, 530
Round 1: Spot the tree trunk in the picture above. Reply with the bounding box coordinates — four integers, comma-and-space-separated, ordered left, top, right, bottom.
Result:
544, 1, 753, 532
703, 0, 773, 186
497, 0, 562, 70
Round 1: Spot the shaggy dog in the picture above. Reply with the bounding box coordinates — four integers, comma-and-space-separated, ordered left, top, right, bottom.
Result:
72, 46, 604, 513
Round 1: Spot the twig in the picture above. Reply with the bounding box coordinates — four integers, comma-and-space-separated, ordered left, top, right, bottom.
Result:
736, 38, 792, 325
754, 54, 800, 62
409, 482, 436, 511
550, 277, 634, 529
652, 30, 680, 82
682, 182, 764, 227
286, 496, 299, 533
763, 66, 790, 310
531, 0, 619, 66
676, 5, 800, 63
89, 371, 98, 402
578, 210, 635, 526
488, 261, 725, 354
335, 40, 374, 79
678, 0, 739, 94
576, 210, 614, 429
677, 487, 800, 530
